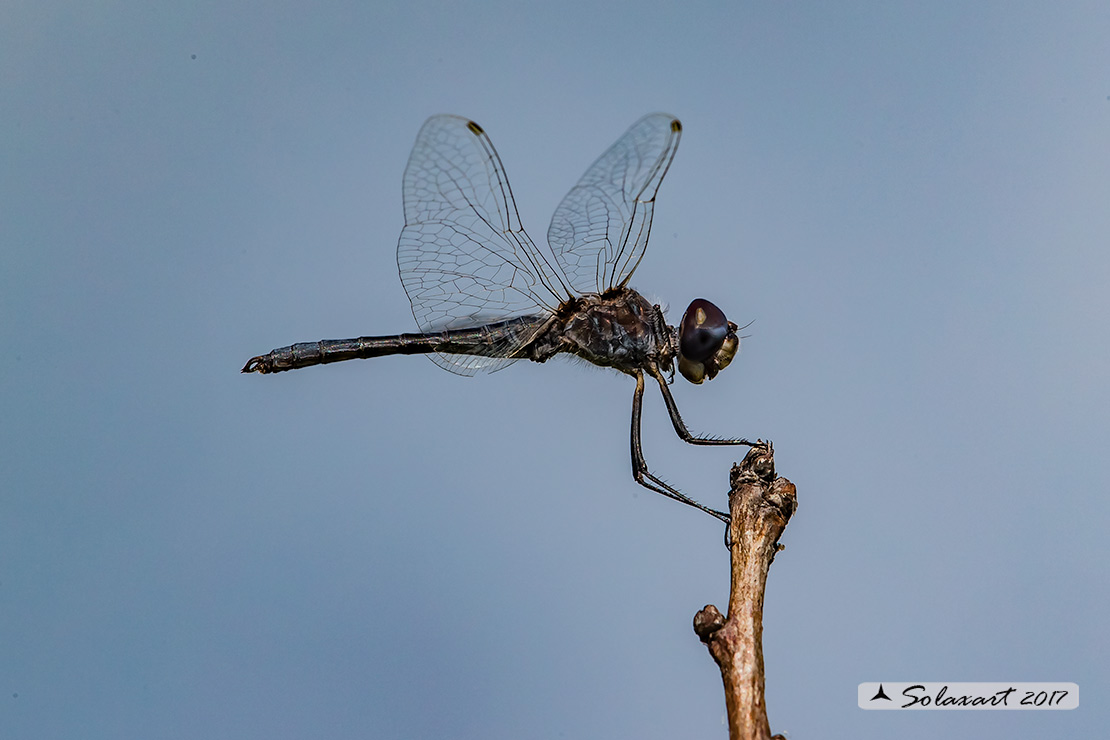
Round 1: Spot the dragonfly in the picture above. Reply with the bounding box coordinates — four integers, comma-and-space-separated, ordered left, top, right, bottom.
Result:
243, 113, 757, 522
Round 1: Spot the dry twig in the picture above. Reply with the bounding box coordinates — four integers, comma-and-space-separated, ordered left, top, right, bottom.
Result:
693, 443, 796, 740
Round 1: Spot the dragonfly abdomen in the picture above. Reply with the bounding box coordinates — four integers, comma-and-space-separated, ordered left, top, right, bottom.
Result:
240, 335, 431, 374
241, 315, 550, 374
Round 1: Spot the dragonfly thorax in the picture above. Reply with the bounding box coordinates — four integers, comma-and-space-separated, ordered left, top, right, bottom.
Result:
525, 288, 675, 376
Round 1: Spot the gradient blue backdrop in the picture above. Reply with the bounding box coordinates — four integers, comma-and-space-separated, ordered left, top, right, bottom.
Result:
3, 2, 1107, 738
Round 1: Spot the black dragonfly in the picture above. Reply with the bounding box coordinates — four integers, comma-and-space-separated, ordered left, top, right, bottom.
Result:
243, 113, 757, 521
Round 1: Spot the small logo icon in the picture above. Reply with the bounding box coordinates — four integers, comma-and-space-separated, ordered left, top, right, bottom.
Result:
869, 684, 892, 702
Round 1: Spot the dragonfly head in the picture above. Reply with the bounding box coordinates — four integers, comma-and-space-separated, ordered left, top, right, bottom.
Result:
677, 299, 739, 384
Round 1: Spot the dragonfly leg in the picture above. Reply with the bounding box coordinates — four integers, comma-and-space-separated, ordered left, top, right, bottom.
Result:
630, 370, 729, 523
648, 365, 761, 448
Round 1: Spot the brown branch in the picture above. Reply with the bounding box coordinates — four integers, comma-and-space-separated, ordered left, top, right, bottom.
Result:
693, 443, 796, 740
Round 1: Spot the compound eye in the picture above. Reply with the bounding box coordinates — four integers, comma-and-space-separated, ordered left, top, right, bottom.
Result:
679, 299, 728, 363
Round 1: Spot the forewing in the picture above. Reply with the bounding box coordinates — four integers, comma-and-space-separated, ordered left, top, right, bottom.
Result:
547, 114, 681, 294
397, 115, 566, 374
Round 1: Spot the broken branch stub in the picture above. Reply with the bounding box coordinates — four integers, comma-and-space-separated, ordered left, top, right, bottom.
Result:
694, 443, 796, 740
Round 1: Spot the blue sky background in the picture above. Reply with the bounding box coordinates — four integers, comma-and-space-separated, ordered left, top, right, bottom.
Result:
3, 2, 1107, 738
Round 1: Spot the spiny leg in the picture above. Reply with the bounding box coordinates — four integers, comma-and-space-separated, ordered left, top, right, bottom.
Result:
630, 370, 729, 523
648, 364, 759, 447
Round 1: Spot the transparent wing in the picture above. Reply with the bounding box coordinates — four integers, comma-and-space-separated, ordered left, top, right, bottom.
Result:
397, 115, 572, 375
547, 114, 681, 295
